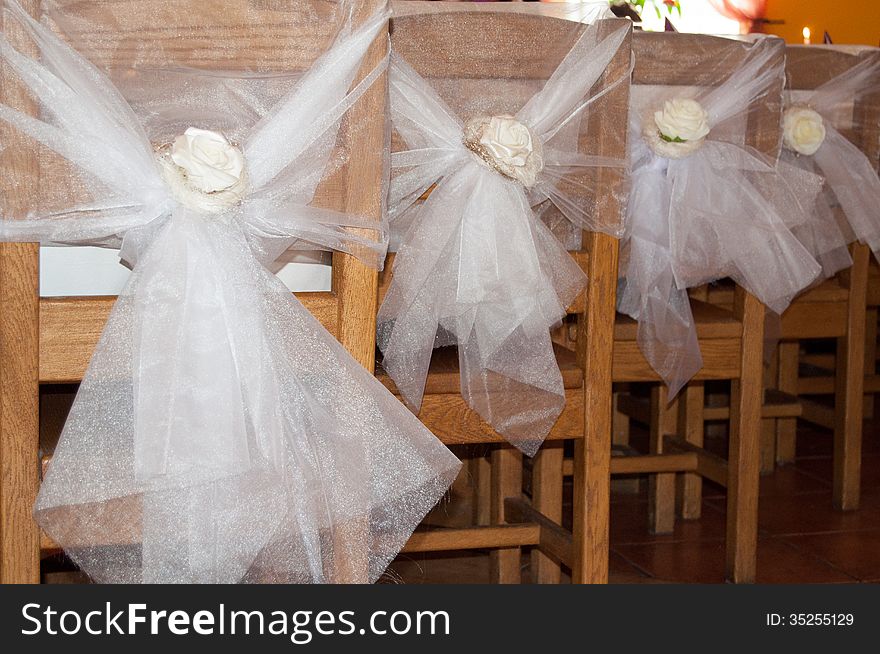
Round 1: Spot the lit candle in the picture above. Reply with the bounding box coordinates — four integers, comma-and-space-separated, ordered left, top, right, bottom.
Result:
803, 27, 811, 45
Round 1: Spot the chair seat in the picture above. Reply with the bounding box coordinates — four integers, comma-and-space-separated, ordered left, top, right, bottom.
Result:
614, 300, 741, 342
377, 344, 584, 396
780, 280, 850, 339
794, 278, 849, 304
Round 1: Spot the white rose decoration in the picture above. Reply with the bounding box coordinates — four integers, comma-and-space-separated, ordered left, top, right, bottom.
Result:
654, 98, 711, 143
171, 128, 244, 192
782, 106, 826, 156
646, 98, 711, 159
158, 127, 247, 213
480, 116, 533, 166
463, 114, 544, 187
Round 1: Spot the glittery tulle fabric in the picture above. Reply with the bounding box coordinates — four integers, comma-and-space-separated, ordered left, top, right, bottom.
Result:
781, 52, 880, 278
0, 0, 460, 583
378, 12, 630, 456
619, 36, 823, 396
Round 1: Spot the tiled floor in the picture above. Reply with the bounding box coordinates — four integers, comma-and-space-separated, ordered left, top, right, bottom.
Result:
388, 401, 880, 584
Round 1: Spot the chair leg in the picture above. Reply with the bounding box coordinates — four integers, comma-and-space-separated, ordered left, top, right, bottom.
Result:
834, 243, 869, 511
775, 341, 799, 465
0, 243, 41, 584
760, 419, 777, 475
677, 382, 705, 520
571, 231, 616, 585
531, 442, 563, 583
490, 446, 522, 583
726, 290, 763, 583
649, 385, 676, 534
469, 452, 491, 526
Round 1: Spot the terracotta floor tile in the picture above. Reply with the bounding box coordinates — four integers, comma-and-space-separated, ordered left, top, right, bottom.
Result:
710, 488, 880, 536
611, 499, 727, 545
613, 538, 854, 584
791, 456, 836, 483
759, 465, 831, 497
782, 530, 880, 581
795, 454, 880, 491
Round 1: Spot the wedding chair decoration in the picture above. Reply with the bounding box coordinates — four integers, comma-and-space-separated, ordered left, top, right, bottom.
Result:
747, 46, 880, 510
781, 50, 880, 279
378, 4, 631, 584
549, 33, 816, 583
618, 36, 823, 396
376, 8, 631, 456
0, 0, 460, 584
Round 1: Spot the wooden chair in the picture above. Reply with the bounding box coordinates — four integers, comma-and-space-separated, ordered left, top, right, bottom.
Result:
698, 47, 880, 512
550, 32, 782, 584
379, 4, 631, 584
0, 0, 388, 583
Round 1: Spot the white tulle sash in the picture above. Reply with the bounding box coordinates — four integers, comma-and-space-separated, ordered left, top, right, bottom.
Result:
0, 0, 461, 584
620, 38, 822, 395
378, 21, 630, 456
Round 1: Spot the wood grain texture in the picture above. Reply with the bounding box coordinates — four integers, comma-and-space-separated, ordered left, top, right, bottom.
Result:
613, 338, 742, 382
677, 382, 705, 520
614, 300, 741, 341
402, 524, 540, 554
774, 341, 800, 465
665, 437, 729, 488
834, 243, 869, 510
0, 243, 40, 583
648, 386, 676, 535
0, 0, 42, 585
726, 288, 764, 583
564, 19, 632, 584
504, 498, 572, 571
489, 446, 522, 584
573, 231, 620, 584
44, 0, 359, 71
397, 390, 584, 444
531, 442, 563, 583
38, 293, 341, 382
391, 10, 596, 81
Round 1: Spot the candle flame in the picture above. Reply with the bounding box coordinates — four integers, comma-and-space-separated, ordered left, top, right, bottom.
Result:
802, 27, 811, 41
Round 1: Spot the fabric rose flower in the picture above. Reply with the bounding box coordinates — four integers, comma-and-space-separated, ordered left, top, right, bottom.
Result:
654, 98, 711, 143
782, 107, 826, 156
480, 115, 533, 166
645, 98, 711, 159
463, 114, 544, 187
171, 127, 244, 192
158, 127, 247, 212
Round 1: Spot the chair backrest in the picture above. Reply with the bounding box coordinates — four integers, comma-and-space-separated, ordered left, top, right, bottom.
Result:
786, 46, 869, 149
632, 32, 785, 159
381, 3, 631, 328
0, 0, 388, 384
855, 49, 880, 171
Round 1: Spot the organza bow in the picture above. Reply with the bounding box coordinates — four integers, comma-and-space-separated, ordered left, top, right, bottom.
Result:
377, 21, 631, 456
0, 0, 460, 584
781, 54, 880, 279
618, 37, 823, 396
